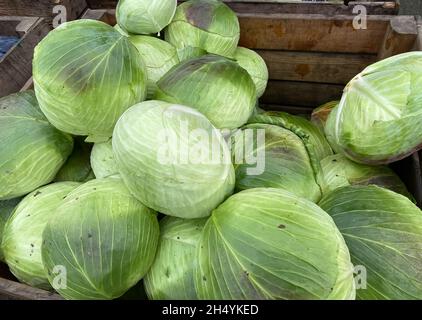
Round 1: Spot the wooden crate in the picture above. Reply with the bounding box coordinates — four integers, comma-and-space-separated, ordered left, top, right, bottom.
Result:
0, 0, 88, 23
85, 0, 400, 15
1, 6, 421, 300
0, 17, 51, 97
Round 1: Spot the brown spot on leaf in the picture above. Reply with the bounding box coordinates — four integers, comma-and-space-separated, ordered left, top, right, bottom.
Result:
278, 224, 286, 229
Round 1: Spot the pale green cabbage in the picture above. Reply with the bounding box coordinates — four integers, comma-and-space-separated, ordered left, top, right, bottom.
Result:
113, 100, 235, 218
320, 154, 412, 200
128, 35, 179, 98
90, 139, 119, 179
145, 217, 206, 300
319, 185, 422, 300
0, 91, 73, 200
234, 47, 269, 98
116, 0, 177, 35
196, 188, 355, 300
33, 20, 147, 142
42, 177, 159, 299
156, 55, 256, 129
325, 52, 422, 164
165, 0, 240, 58
2, 182, 80, 289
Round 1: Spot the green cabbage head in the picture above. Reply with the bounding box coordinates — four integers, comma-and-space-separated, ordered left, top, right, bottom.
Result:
234, 47, 269, 98
196, 188, 356, 300
319, 185, 422, 300
166, 0, 240, 58
2, 182, 80, 289
145, 217, 206, 300
116, 0, 177, 35
90, 139, 119, 179
232, 123, 321, 202
0, 198, 21, 262
0, 91, 73, 200
113, 100, 235, 218
320, 154, 412, 200
33, 20, 147, 142
128, 35, 179, 98
324, 52, 422, 164
42, 177, 159, 300
156, 55, 256, 129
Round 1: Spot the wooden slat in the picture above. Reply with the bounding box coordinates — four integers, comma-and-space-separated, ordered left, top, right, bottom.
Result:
0, 18, 51, 97
261, 80, 344, 107
238, 13, 392, 53
0, 17, 37, 37
0, 0, 88, 23
258, 50, 376, 84
377, 15, 418, 59
0, 277, 62, 300
86, 1, 399, 15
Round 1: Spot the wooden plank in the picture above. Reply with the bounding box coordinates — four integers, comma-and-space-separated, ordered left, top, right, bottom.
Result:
86, 1, 399, 15
0, 18, 51, 97
377, 15, 418, 59
0, 277, 62, 300
0, 0, 88, 23
238, 13, 392, 53
261, 80, 344, 107
258, 50, 376, 84
0, 17, 38, 37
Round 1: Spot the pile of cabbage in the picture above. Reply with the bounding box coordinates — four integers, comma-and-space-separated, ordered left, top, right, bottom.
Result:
1, 0, 422, 300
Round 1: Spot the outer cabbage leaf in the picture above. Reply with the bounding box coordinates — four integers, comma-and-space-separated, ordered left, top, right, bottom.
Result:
113, 100, 235, 218
33, 20, 147, 142
42, 177, 159, 300
0, 91, 73, 200
2, 182, 80, 289
196, 188, 355, 300
320, 185, 422, 299
156, 54, 256, 129
325, 52, 422, 164
165, 0, 240, 58
144, 217, 206, 300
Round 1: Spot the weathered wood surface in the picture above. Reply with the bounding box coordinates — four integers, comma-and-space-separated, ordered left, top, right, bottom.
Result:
0, 277, 62, 300
0, 0, 87, 22
85, 1, 399, 15
258, 50, 376, 84
0, 18, 51, 97
239, 14, 392, 54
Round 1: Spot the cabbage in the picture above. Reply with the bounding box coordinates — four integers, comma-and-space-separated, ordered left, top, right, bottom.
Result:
319, 185, 422, 300
116, 0, 177, 35
145, 217, 206, 300
0, 91, 73, 200
55, 139, 94, 183
195, 188, 355, 300
90, 139, 119, 179
113, 100, 235, 218
42, 177, 159, 300
156, 55, 256, 129
0, 198, 21, 262
311, 101, 338, 133
245, 111, 333, 201
33, 20, 147, 142
234, 47, 269, 98
320, 154, 412, 200
128, 35, 179, 98
166, 0, 240, 58
114, 23, 130, 36
177, 46, 207, 62
1, 182, 80, 289
324, 52, 422, 164
232, 123, 321, 202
